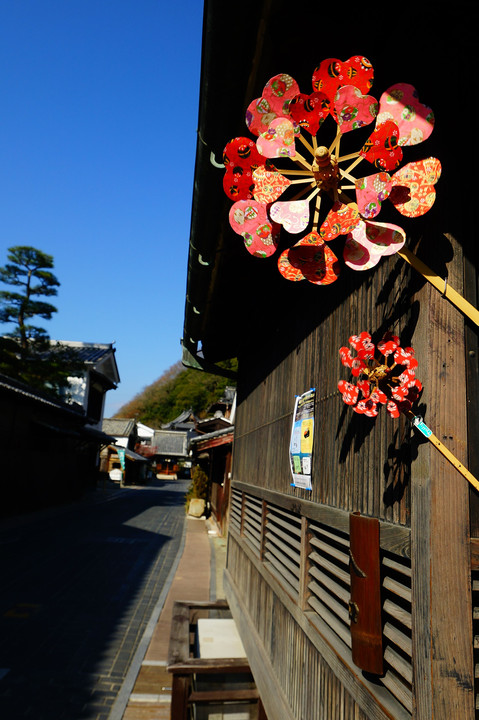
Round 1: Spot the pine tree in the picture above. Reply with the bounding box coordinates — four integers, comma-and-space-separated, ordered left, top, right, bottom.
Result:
0, 246, 83, 396
0, 246, 59, 352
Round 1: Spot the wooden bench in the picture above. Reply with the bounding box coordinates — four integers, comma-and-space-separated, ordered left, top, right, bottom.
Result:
167, 599, 266, 719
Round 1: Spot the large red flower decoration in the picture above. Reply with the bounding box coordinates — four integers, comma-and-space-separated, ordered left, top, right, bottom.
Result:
223, 56, 440, 287
338, 331, 422, 419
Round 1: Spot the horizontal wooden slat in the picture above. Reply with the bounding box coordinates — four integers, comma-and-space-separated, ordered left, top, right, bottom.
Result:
381, 671, 412, 714
383, 599, 412, 630
264, 541, 300, 578
264, 560, 299, 601
308, 580, 349, 626
244, 514, 262, 535
264, 553, 300, 593
382, 555, 412, 577
308, 566, 349, 603
307, 596, 352, 648
231, 480, 411, 557
266, 521, 302, 552
383, 622, 412, 657
384, 646, 413, 684
309, 523, 349, 548
309, 536, 350, 566
309, 550, 350, 585
266, 512, 302, 539
383, 577, 412, 604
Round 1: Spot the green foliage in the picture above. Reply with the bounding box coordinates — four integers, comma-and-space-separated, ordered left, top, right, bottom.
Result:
185, 465, 209, 506
0, 246, 84, 398
116, 358, 237, 426
0, 246, 59, 351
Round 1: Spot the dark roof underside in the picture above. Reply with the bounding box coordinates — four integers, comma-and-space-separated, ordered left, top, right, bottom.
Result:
183, 0, 475, 364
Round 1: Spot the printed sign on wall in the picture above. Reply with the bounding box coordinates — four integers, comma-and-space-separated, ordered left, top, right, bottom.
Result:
289, 388, 315, 490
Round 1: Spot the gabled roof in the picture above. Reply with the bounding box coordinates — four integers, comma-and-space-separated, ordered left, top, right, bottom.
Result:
52, 341, 120, 386
161, 408, 198, 430
102, 417, 136, 438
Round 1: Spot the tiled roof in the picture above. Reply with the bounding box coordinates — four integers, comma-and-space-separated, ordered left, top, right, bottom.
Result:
152, 430, 188, 457
52, 341, 114, 364
102, 417, 136, 437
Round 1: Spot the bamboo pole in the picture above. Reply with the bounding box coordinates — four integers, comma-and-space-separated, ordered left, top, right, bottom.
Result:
397, 247, 479, 328
407, 412, 479, 492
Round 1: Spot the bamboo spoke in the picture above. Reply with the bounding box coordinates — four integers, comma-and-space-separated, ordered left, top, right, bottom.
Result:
277, 169, 313, 176
293, 151, 314, 170
290, 177, 317, 185
312, 195, 321, 229
344, 156, 363, 175
338, 151, 360, 163
298, 133, 315, 157
397, 247, 479, 328
407, 412, 479, 492
329, 128, 341, 157
289, 182, 316, 202
339, 169, 358, 184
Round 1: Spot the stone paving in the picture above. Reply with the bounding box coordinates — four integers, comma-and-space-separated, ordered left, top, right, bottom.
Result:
120, 515, 221, 720
0, 480, 189, 720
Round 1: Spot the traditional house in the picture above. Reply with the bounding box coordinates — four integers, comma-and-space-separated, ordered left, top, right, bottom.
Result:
151, 428, 191, 478
182, 2, 477, 719
54, 341, 120, 427
190, 387, 236, 533
100, 417, 147, 485
0, 373, 115, 515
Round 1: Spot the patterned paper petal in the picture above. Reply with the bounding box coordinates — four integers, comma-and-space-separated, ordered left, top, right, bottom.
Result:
277, 230, 321, 281
333, 85, 378, 132
319, 202, 361, 241
222, 137, 273, 201
360, 120, 402, 171
246, 73, 300, 136
269, 200, 310, 234
252, 166, 291, 203
289, 91, 330, 135
229, 200, 278, 258
343, 220, 406, 270
355, 172, 392, 218
343, 237, 380, 271
377, 83, 434, 147
312, 56, 374, 102
303, 243, 341, 285
257, 118, 296, 158
278, 232, 340, 285
389, 158, 441, 218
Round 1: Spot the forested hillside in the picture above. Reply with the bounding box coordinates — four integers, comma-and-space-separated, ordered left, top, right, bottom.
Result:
114, 359, 237, 427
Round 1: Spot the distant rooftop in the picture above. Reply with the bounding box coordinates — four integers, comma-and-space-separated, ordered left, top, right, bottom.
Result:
102, 417, 136, 437
52, 341, 120, 385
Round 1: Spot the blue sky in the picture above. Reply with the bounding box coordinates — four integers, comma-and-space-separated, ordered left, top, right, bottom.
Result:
0, 1, 204, 416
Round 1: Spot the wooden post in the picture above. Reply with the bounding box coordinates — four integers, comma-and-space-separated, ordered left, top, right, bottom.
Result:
411, 235, 474, 718
170, 674, 189, 720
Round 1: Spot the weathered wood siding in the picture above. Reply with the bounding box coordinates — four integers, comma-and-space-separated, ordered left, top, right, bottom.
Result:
233, 249, 417, 525
226, 233, 476, 719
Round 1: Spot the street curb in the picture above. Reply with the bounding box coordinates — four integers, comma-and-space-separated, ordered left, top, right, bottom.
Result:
107, 514, 188, 720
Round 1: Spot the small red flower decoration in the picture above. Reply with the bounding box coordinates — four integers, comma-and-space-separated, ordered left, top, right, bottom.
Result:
338, 331, 422, 418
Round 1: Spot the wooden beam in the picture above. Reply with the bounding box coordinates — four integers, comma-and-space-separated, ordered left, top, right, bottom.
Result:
411, 235, 475, 718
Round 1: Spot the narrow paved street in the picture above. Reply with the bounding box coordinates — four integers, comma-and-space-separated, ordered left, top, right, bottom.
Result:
0, 479, 188, 720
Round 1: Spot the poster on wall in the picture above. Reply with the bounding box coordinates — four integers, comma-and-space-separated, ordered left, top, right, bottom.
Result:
289, 388, 315, 490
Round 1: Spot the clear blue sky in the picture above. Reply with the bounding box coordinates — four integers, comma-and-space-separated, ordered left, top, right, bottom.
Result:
0, 1, 204, 416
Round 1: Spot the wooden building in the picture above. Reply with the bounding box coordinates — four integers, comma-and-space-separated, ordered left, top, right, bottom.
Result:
0, 373, 115, 515
182, 2, 478, 718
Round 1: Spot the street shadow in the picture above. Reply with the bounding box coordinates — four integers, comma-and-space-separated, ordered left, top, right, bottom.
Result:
0, 480, 189, 720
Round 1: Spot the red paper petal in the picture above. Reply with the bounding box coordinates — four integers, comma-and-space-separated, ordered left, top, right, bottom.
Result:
312, 56, 374, 103
360, 120, 403, 171
289, 91, 330, 135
